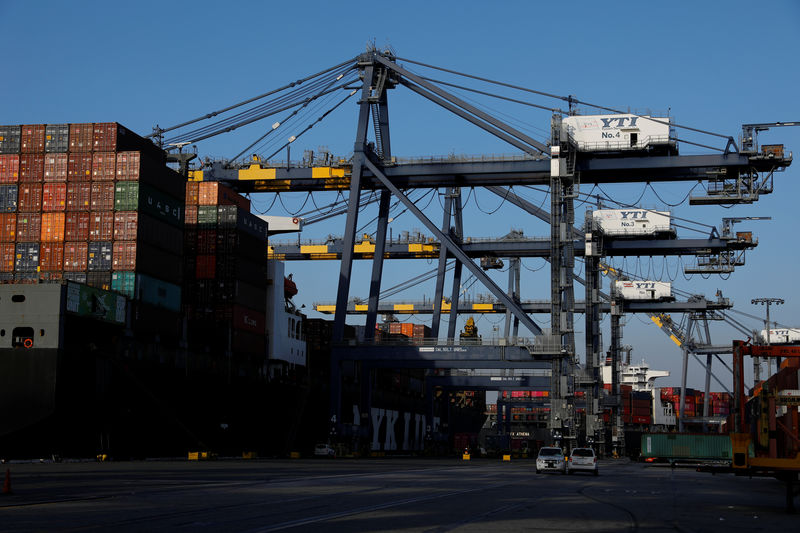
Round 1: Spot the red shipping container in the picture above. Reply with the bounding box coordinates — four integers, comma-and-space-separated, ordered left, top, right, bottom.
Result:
69, 124, 93, 152
42, 183, 67, 211
112, 241, 137, 270
89, 212, 114, 241
185, 181, 199, 205
66, 182, 91, 211
92, 152, 116, 181
65, 212, 90, 241
0, 155, 19, 183
21, 125, 46, 153
16, 213, 41, 241
0, 242, 13, 272
19, 154, 45, 182
0, 213, 15, 241
43, 153, 68, 182
113, 211, 138, 240
198, 182, 250, 210
633, 416, 651, 425
91, 182, 115, 211
198, 229, 217, 254
185, 206, 197, 225
41, 212, 65, 242
63, 241, 88, 271
233, 305, 265, 334
40, 243, 64, 271
196, 255, 216, 279
17, 184, 42, 212
67, 153, 93, 182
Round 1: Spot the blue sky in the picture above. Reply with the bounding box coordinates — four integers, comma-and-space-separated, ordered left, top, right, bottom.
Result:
2, 0, 799, 388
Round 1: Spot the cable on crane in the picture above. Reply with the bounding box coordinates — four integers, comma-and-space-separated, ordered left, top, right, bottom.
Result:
250, 192, 280, 214
473, 186, 512, 215
276, 192, 312, 216
647, 182, 700, 208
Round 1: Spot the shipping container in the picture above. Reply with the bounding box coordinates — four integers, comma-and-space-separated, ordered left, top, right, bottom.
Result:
0, 213, 15, 241
217, 205, 268, 240
197, 229, 216, 254
63, 271, 87, 284
67, 153, 92, 182
196, 255, 215, 279
40, 242, 64, 271
88, 211, 114, 241
136, 273, 181, 312
641, 433, 731, 461
63, 241, 88, 271
42, 182, 67, 211
185, 205, 197, 225
0, 242, 14, 272
198, 181, 250, 210
113, 181, 183, 228
16, 213, 41, 241
17, 184, 42, 212
115, 151, 184, 200
111, 271, 136, 298
0, 125, 22, 154
40, 212, 65, 242
91, 152, 116, 181
45, 124, 69, 153
215, 254, 265, 283
197, 205, 217, 226
20, 125, 46, 153
19, 154, 45, 182
215, 230, 267, 262
66, 182, 91, 211
87, 241, 113, 271
185, 181, 199, 205
93, 123, 159, 155
135, 213, 182, 252
0, 184, 17, 212
592, 209, 672, 237
91, 182, 115, 211
14, 242, 39, 272
112, 241, 137, 271
0, 155, 19, 183
65, 212, 90, 241
68, 124, 93, 152
43, 153, 68, 182
214, 279, 266, 310
87, 271, 111, 290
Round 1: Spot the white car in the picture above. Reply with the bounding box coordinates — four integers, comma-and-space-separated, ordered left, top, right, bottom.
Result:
536, 446, 566, 474
314, 443, 335, 457
567, 447, 598, 475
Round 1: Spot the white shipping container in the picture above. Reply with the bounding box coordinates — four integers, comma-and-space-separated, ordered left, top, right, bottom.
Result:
562, 114, 672, 152
592, 209, 671, 236
613, 280, 672, 301
759, 328, 800, 345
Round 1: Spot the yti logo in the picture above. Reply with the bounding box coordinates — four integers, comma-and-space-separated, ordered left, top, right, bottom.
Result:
600, 117, 639, 128
635, 282, 655, 289
620, 211, 647, 219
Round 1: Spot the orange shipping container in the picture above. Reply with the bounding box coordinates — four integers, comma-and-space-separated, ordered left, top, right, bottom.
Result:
92, 152, 116, 181
68, 124, 93, 152
65, 212, 90, 241
42, 183, 67, 211
17, 184, 42, 212
185, 206, 197, 225
0, 155, 19, 183
19, 154, 45, 182
112, 241, 137, 270
90, 182, 115, 210
43, 153, 68, 182
185, 181, 199, 205
16, 213, 41, 241
198, 181, 250, 210
21, 125, 46, 153
67, 153, 92, 182
89, 212, 114, 241
63, 241, 88, 271
41, 212, 65, 242
66, 182, 91, 211
113, 211, 138, 241
0, 213, 15, 241
0, 242, 13, 272
40, 243, 64, 271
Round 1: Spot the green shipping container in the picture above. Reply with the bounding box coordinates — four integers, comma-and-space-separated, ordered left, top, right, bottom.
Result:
197, 205, 217, 226
641, 433, 732, 461
65, 281, 126, 324
114, 182, 183, 228
111, 271, 136, 299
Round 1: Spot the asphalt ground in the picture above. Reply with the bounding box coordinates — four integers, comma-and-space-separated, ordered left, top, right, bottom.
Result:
1, 458, 797, 532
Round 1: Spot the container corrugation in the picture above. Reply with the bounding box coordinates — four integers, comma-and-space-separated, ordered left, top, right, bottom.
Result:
63, 271, 87, 284
19, 154, 44, 182
216, 230, 266, 262
91, 182, 115, 211
0, 242, 14, 271
88, 211, 114, 241
65, 212, 90, 241
68, 124, 93, 152
66, 182, 91, 211
40, 243, 64, 271
0, 155, 19, 183
217, 205, 268, 241
14, 272, 38, 283
42, 182, 67, 211
43, 153, 68, 182
232, 329, 266, 355
197, 205, 217, 226
214, 304, 265, 334
40, 212, 65, 242
136, 273, 181, 312
21, 125, 46, 153
0, 125, 22, 154
113, 211, 138, 241
87, 271, 111, 290
185, 182, 199, 205
16, 213, 41, 241
112, 241, 137, 270
197, 229, 216, 254
45, 124, 69, 153
111, 271, 136, 298
135, 213, 182, 252
185, 206, 197, 225
641, 433, 731, 460
94, 123, 159, 154
67, 153, 92, 182
215, 254, 265, 284
87, 241, 113, 271
196, 255, 216, 279
14, 242, 39, 271
91, 152, 116, 181
115, 151, 184, 200
113, 181, 183, 228
17, 184, 42, 212
198, 181, 250, 210
126, 241, 182, 284
0, 213, 15, 241
214, 280, 266, 310
0, 184, 17, 212
64, 241, 88, 271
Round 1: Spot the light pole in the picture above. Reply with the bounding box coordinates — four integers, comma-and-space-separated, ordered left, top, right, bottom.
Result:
752, 297, 784, 378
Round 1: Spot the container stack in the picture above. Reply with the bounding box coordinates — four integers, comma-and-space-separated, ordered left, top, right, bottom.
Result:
183, 180, 269, 357
0, 122, 186, 316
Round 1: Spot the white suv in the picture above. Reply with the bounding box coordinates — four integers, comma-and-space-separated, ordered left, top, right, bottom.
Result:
535, 446, 566, 474
567, 447, 598, 475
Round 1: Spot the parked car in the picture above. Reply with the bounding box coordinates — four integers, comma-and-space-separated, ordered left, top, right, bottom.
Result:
567, 447, 598, 475
535, 446, 566, 474
314, 443, 336, 457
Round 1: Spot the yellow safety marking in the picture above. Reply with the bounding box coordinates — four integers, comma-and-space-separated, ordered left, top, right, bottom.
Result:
472, 303, 494, 310
650, 316, 663, 328
301, 245, 329, 254
239, 165, 277, 180
355, 304, 368, 312
317, 305, 336, 313
188, 170, 203, 181
311, 253, 337, 260
669, 334, 682, 347
324, 179, 350, 190
408, 243, 436, 253
441, 301, 451, 311
253, 180, 291, 191
354, 241, 376, 253
394, 304, 415, 311
312, 167, 346, 178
